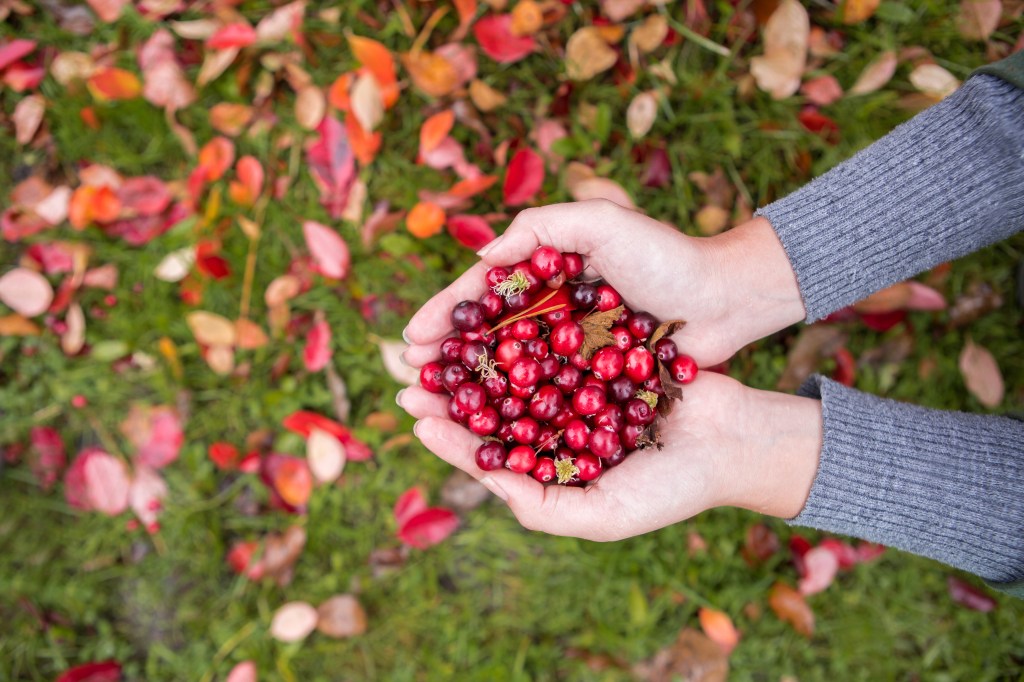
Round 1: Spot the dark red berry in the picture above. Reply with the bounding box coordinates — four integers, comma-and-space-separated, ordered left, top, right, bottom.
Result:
602, 449, 627, 467
475, 442, 507, 471
505, 291, 532, 312
486, 266, 509, 288
461, 341, 491, 370
573, 385, 606, 416
506, 445, 537, 473
499, 396, 527, 420
575, 452, 602, 481
442, 364, 471, 392
511, 318, 540, 340
536, 425, 561, 451
531, 457, 557, 482
570, 283, 597, 309
654, 338, 678, 363
468, 406, 501, 435
553, 364, 583, 394
670, 355, 698, 384
591, 347, 624, 381
530, 246, 564, 280
448, 398, 469, 423
624, 347, 655, 383
509, 357, 542, 387
564, 419, 591, 451
525, 338, 549, 359
482, 375, 508, 398
497, 422, 516, 443
511, 417, 540, 444
643, 375, 665, 395
589, 427, 622, 459
538, 355, 560, 380
627, 312, 657, 342
563, 253, 584, 279
496, 326, 515, 341
478, 291, 505, 319
452, 300, 484, 332
625, 398, 655, 426
596, 285, 621, 311
440, 337, 464, 364
529, 385, 563, 421
607, 376, 637, 403
594, 404, 625, 431
420, 362, 446, 394
509, 382, 537, 399
454, 382, 486, 413
550, 321, 585, 356
621, 424, 646, 451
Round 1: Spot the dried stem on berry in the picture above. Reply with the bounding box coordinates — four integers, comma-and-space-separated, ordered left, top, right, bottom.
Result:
634, 389, 659, 410
485, 288, 563, 335
492, 271, 530, 298
475, 354, 501, 380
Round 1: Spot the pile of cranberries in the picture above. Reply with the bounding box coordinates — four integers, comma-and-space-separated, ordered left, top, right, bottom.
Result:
419, 245, 698, 486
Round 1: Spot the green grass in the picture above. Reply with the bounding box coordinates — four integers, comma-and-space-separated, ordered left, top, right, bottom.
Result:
2, 1, 1024, 680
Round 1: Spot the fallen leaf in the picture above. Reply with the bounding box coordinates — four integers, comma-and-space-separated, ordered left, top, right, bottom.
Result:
210, 103, 254, 136
0, 39, 36, 71
29, 426, 65, 491
138, 30, 196, 111
229, 156, 264, 206
959, 339, 1004, 407
260, 525, 307, 585
270, 601, 319, 643
698, 608, 740, 655
695, 205, 730, 235
187, 311, 237, 347
282, 411, 373, 461
295, 85, 326, 131
800, 75, 843, 106
741, 523, 780, 566
209, 442, 240, 470
957, 0, 1002, 39
263, 454, 313, 508
121, 404, 183, 469
420, 110, 455, 154
377, 339, 419, 386
398, 507, 459, 549
236, 318, 269, 350
447, 214, 496, 250
128, 465, 167, 529
469, 79, 507, 111
87, 67, 142, 101
348, 34, 399, 107
627, 91, 658, 139
304, 317, 332, 372
198, 137, 235, 182
768, 583, 814, 637
406, 201, 446, 238
580, 305, 625, 360
154, 247, 195, 282
197, 47, 239, 87
453, 0, 478, 40
303, 220, 350, 280
441, 470, 490, 512
394, 487, 429, 528
475, 14, 536, 63
51, 51, 97, 85
0, 313, 40, 336
350, 72, 384, 132
256, 0, 306, 42
503, 148, 544, 206
947, 576, 998, 611
307, 116, 357, 218
849, 51, 897, 95
569, 177, 635, 209
225, 661, 258, 682
65, 448, 131, 516
0, 267, 53, 317
798, 546, 840, 595
401, 50, 460, 98
307, 427, 346, 483
316, 594, 367, 638
629, 15, 668, 54
13, 93, 45, 145
565, 27, 617, 81
55, 660, 122, 682
777, 325, 846, 391
633, 628, 728, 682
750, 0, 808, 99
841, 0, 881, 23
602, 0, 645, 22
61, 303, 86, 355
207, 23, 257, 50
909, 63, 960, 99
265, 274, 302, 306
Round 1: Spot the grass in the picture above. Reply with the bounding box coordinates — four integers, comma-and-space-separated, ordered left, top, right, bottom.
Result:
1, 1, 1023, 680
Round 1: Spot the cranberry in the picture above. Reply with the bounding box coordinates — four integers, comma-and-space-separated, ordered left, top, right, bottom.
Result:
512, 417, 540, 444
621, 424, 646, 451
628, 312, 657, 342
654, 338, 678, 363
563, 252, 584, 279
454, 382, 487, 413
511, 261, 543, 293
509, 382, 537, 399
476, 442, 507, 471
596, 285, 621, 311
511, 318, 540, 340
538, 355, 560, 380
575, 452, 602, 481
625, 398, 655, 426
564, 419, 591, 451
542, 309, 571, 326
602, 449, 627, 467
452, 300, 484, 331
608, 376, 637, 403
550, 405, 576, 428
573, 385, 606, 416
440, 337, 464, 364
530, 245, 564, 280
643, 375, 665, 395
611, 326, 633, 352
485, 266, 509, 289
461, 341, 491, 369
448, 398, 469, 423
499, 396, 527, 420
536, 425, 561, 451
581, 375, 606, 391
553, 364, 583, 394
614, 308, 631, 326
529, 385, 564, 421
594, 404, 625, 431
591, 347, 624, 381
497, 422, 516, 443
478, 291, 505, 319
509, 357, 542, 387
546, 272, 566, 289
460, 327, 495, 346
570, 352, 592, 371
442, 364, 471, 392
506, 445, 537, 473
468, 406, 501, 435
496, 339, 525, 369
589, 427, 622, 459
531, 457, 557, 482
496, 326, 515, 341
420, 362, 446, 394
670, 355, 698, 384
570, 283, 597, 309
525, 338, 549, 359
505, 291, 532, 312
482, 375, 508, 398
550, 321, 585, 356
624, 347, 655, 383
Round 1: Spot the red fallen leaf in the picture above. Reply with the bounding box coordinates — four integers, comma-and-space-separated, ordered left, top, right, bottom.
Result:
304, 317, 332, 372
128, 465, 167, 529
474, 14, 536, 63
347, 34, 399, 108
798, 107, 840, 144
86, 0, 130, 22
117, 176, 171, 217
69, 185, 121, 229
29, 426, 65, 491
503, 148, 544, 206
698, 607, 740, 655
103, 203, 189, 246
832, 346, 856, 387
87, 67, 142, 101
64, 448, 131, 516
261, 454, 313, 510
229, 155, 264, 206
641, 146, 672, 188
307, 116, 357, 218
196, 252, 231, 280
282, 411, 373, 461
768, 583, 815, 637
26, 243, 75, 274
0, 39, 36, 71
226, 661, 258, 682
399, 507, 459, 549
798, 546, 840, 595
207, 23, 257, 50
859, 310, 906, 332
121, 405, 183, 469
855, 541, 886, 563
447, 214, 496, 250
947, 576, 997, 612
800, 75, 843, 106
198, 137, 236, 182
56, 660, 122, 682
227, 540, 263, 579
789, 534, 812, 576
741, 523, 779, 566
303, 220, 350, 280
209, 442, 241, 470
394, 487, 428, 528
818, 538, 858, 570
4, 61, 45, 92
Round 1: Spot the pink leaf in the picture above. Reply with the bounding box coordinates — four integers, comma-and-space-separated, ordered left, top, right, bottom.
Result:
303, 317, 332, 372
0, 39, 36, 71
421, 136, 467, 171
854, 541, 886, 563
256, 0, 306, 42
399, 507, 459, 549
474, 15, 536, 64
132, 406, 184, 469
800, 75, 843, 106
226, 661, 258, 682
207, 23, 257, 50
306, 116, 357, 219
959, 339, 1004, 408
4, 62, 45, 92
137, 29, 196, 110
29, 426, 65, 491
502, 148, 544, 206
817, 538, 858, 570
128, 465, 167, 529
394, 487, 428, 528
947, 576, 997, 612
56, 660, 122, 682
65, 448, 130, 515
905, 281, 946, 310
447, 214, 496, 250
302, 220, 350, 280
798, 546, 840, 595
270, 601, 319, 642
117, 176, 172, 217
85, 0, 130, 22
0, 267, 54, 317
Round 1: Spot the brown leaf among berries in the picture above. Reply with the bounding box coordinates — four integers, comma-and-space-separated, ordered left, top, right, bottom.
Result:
634, 628, 729, 682
579, 305, 624, 359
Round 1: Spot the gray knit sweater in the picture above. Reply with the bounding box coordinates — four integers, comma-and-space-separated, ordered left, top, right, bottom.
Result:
755, 72, 1024, 593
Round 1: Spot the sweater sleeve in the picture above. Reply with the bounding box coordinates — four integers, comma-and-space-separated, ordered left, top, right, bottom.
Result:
755, 73, 1024, 323
790, 375, 1024, 587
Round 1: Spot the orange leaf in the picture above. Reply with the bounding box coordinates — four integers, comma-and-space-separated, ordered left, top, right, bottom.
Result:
328, 72, 354, 111
87, 67, 142, 101
841, 0, 881, 23
768, 583, 815, 637
228, 155, 264, 206
345, 113, 382, 166
698, 608, 740, 655
401, 50, 459, 98
453, 0, 477, 39
273, 457, 313, 507
198, 137, 236, 182
347, 34, 399, 107
406, 201, 445, 238
68, 185, 121, 229
420, 109, 455, 154
511, 0, 544, 36
449, 174, 498, 199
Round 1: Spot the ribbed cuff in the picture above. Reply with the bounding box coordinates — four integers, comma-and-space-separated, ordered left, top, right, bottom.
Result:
789, 375, 1024, 585
756, 75, 1024, 322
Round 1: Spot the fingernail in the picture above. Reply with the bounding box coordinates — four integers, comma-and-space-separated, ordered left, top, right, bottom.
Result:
402, 327, 411, 344
412, 420, 422, 437
476, 235, 503, 258
395, 389, 405, 407
480, 476, 509, 502
399, 351, 410, 367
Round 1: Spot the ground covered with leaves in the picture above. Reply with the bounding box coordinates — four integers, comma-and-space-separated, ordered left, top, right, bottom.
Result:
1, 0, 1023, 680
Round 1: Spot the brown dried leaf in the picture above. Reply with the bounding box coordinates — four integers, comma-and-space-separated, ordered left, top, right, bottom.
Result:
469, 79, 507, 111
565, 27, 617, 81
849, 51, 897, 95
749, 0, 808, 99
647, 319, 686, 352
13, 94, 45, 145
629, 15, 668, 54
959, 339, 1004, 408
768, 583, 814, 637
186, 311, 236, 347
741, 523, 779, 566
948, 281, 1003, 327
580, 305, 624, 359
633, 628, 728, 682
957, 0, 1002, 40
627, 91, 659, 139
262, 525, 307, 586
317, 594, 367, 638
656, 363, 682, 417
777, 326, 846, 391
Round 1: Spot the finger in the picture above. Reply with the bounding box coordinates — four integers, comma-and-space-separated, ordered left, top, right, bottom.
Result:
405, 261, 490, 346
476, 201, 625, 266
397, 386, 449, 420
401, 342, 442, 368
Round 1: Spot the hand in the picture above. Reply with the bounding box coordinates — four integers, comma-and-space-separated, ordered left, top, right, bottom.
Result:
402, 200, 806, 369
398, 371, 822, 540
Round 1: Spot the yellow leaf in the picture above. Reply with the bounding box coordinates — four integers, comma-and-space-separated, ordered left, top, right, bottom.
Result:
401, 50, 459, 98
565, 27, 617, 81
469, 80, 507, 112
186, 310, 237, 347
749, 0, 808, 99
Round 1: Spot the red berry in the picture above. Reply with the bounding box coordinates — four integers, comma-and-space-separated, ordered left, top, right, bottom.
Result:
448, 398, 469, 423
643, 375, 664, 395
542, 309, 571, 326
591, 347, 624, 381
553, 364, 583, 394
670, 355, 698, 384
538, 355, 561, 380
440, 337, 464, 364
420, 362, 446, 394
486, 266, 509, 289
575, 452, 602, 481
525, 338, 549, 359
442, 364, 471, 392
505, 291, 532, 312
536, 425, 561, 451
550, 405, 576, 428
624, 347, 655, 383
581, 375, 606, 391
570, 352, 591, 371
596, 285, 621, 311
573, 385, 606, 416
654, 338, 678, 363
624, 398, 655, 426
594, 404, 625, 431
478, 291, 505, 319
512, 261, 543, 294
530, 245, 564, 280
509, 357, 542, 387
550, 321, 585, 356
460, 327, 495, 346
529, 385, 564, 421
482, 375, 508, 398
506, 445, 537, 474
496, 326, 515, 341
511, 318, 540, 340
451, 300, 484, 331
499, 396, 527, 420
602, 449, 627, 467
461, 341, 492, 370
563, 252, 584, 279
621, 424, 646, 451
509, 382, 537, 399
497, 422, 516, 443
607, 376, 637, 403
496, 339, 525, 369
454, 382, 487, 413
589, 427, 622, 459
531, 457, 557, 482
564, 419, 591, 451
570, 283, 597, 309
468, 406, 501, 435
476, 442, 507, 470
628, 312, 657, 342
611, 326, 633, 352
511, 417, 540, 444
